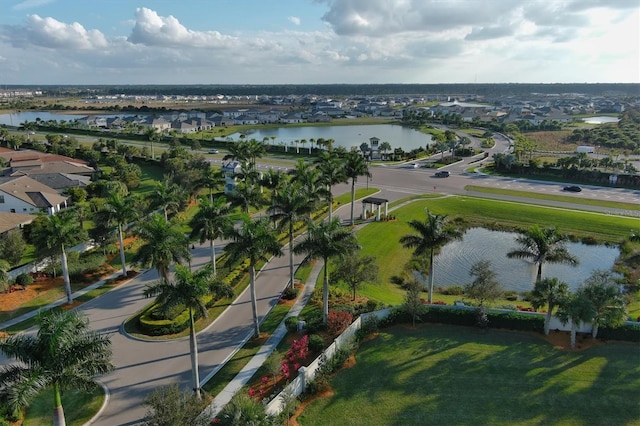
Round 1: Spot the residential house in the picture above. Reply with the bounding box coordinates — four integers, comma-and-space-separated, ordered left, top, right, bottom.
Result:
0, 211, 34, 236
0, 175, 68, 215
221, 161, 243, 194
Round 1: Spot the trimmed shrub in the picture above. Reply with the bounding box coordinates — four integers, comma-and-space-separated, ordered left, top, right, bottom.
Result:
308, 334, 325, 353
281, 286, 298, 300
440, 285, 464, 296
14, 273, 33, 286
598, 323, 640, 342
327, 310, 353, 336
285, 316, 299, 333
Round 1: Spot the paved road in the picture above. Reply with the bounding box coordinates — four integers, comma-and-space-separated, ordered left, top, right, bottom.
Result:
4, 132, 639, 425
84, 240, 309, 425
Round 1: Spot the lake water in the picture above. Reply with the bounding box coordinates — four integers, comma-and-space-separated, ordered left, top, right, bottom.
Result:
0, 111, 131, 126
582, 116, 620, 124
229, 124, 433, 151
430, 228, 619, 293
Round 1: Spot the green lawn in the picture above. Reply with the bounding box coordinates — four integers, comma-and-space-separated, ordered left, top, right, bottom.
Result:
23, 386, 104, 426
298, 324, 640, 426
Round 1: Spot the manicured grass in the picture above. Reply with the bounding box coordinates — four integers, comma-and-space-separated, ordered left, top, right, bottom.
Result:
333, 187, 379, 207
298, 324, 640, 426
465, 185, 640, 211
351, 196, 639, 305
23, 386, 104, 426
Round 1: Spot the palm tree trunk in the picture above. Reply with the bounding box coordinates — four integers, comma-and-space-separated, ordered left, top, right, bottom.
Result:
117, 225, 127, 277
189, 309, 201, 399
328, 187, 333, 222
536, 263, 543, 283
250, 265, 260, 337
570, 322, 577, 350
592, 324, 599, 339
323, 258, 329, 324
210, 239, 217, 276
350, 179, 356, 225
61, 247, 72, 304
53, 382, 66, 426
428, 249, 434, 304
544, 310, 552, 335
288, 228, 294, 290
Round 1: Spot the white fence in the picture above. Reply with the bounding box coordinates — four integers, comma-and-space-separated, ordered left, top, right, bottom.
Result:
7, 240, 97, 280
265, 308, 391, 416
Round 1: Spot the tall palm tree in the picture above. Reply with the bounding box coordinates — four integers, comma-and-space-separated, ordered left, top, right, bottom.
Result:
268, 182, 312, 290
344, 151, 371, 225
225, 216, 283, 337
580, 270, 626, 339
149, 178, 183, 221
143, 264, 232, 399
189, 196, 232, 276
228, 180, 264, 215
529, 277, 570, 335
223, 140, 250, 164
133, 213, 190, 282
0, 310, 113, 426
507, 226, 579, 284
400, 209, 462, 303
290, 159, 326, 220
196, 166, 224, 203
294, 219, 359, 324
30, 210, 85, 304
145, 126, 161, 160
314, 151, 346, 222
98, 192, 138, 277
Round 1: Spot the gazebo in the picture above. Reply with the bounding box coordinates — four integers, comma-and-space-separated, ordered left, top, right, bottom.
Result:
361, 196, 389, 221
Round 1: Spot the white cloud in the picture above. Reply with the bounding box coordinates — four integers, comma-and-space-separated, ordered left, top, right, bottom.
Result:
127, 7, 236, 48
13, 0, 54, 10
2, 14, 107, 49
0, 2, 637, 84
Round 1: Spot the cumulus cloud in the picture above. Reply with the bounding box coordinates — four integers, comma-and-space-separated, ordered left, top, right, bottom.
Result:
465, 25, 514, 41
288, 16, 301, 26
2, 14, 107, 49
127, 7, 236, 48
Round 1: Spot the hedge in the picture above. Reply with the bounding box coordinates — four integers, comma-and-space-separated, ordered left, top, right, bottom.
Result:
598, 323, 640, 342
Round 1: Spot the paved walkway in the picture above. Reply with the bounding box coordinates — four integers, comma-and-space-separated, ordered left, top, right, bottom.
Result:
207, 259, 323, 418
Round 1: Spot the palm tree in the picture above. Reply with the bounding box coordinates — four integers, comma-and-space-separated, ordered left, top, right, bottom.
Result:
196, 166, 224, 203
145, 127, 161, 160
379, 141, 392, 160
0, 310, 113, 426
133, 213, 190, 282
314, 151, 346, 222
294, 219, 359, 324
268, 182, 312, 290
529, 277, 570, 335
556, 290, 596, 350
98, 192, 138, 277
30, 210, 85, 304
225, 216, 283, 337
507, 226, 579, 284
149, 178, 183, 221
344, 151, 371, 225
143, 264, 232, 399
580, 270, 626, 339
189, 196, 232, 276
400, 209, 462, 303
228, 180, 264, 214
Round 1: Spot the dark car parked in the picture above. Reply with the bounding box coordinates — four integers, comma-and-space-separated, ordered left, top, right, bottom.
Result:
435, 171, 450, 178
563, 186, 582, 192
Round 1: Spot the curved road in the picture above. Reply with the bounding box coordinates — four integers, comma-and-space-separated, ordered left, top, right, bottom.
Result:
3, 132, 639, 425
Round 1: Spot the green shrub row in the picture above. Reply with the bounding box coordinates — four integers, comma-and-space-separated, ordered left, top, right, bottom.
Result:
383, 306, 545, 333
598, 323, 640, 342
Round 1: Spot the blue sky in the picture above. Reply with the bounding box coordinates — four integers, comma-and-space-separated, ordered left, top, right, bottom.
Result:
0, 0, 638, 85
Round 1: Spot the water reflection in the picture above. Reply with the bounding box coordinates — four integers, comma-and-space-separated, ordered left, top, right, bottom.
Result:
432, 228, 619, 293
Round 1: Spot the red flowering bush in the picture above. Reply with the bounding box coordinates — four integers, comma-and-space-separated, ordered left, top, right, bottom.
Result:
327, 310, 353, 336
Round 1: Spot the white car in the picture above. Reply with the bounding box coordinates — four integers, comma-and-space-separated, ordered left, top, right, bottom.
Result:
208, 149, 219, 154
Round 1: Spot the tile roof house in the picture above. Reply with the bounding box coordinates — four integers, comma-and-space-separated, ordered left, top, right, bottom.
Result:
0, 175, 68, 215
0, 211, 34, 235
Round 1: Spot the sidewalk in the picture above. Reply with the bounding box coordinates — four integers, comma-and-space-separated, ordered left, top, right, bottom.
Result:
207, 259, 323, 418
